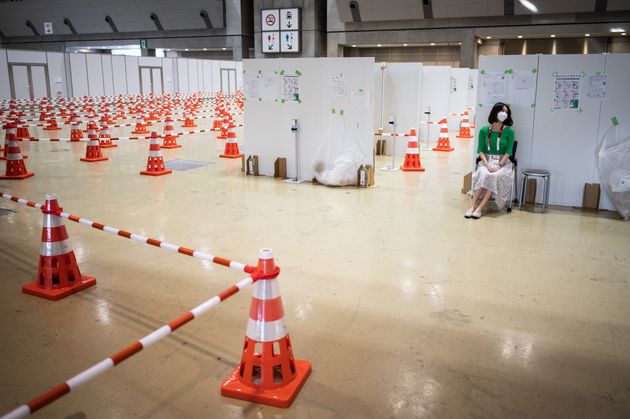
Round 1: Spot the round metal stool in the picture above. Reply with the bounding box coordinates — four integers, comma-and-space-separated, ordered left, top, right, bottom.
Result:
519, 169, 551, 213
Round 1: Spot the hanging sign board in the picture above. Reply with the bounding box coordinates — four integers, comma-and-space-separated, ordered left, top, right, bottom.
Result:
280, 31, 300, 53
261, 9, 279, 32
280, 8, 300, 30
262, 8, 301, 54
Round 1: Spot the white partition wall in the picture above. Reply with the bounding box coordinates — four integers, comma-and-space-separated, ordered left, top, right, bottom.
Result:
125, 56, 140, 95
594, 54, 630, 211
531, 54, 607, 207
46, 52, 67, 98
101, 55, 114, 96
448, 67, 470, 131
86, 54, 104, 97
421, 66, 451, 145
70, 53, 89, 97
243, 57, 374, 181
111, 55, 127, 95
466, 69, 479, 127
0, 49, 242, 100
477, 55, 540, 194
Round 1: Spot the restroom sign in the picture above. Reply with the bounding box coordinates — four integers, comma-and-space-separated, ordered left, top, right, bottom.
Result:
261, 9, 279, 31
280, 31, 300, 53
280, 8, 299, 30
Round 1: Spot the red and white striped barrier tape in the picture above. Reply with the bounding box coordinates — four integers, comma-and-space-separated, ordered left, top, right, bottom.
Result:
0, 275, 255, 419
0, 191, 256, 274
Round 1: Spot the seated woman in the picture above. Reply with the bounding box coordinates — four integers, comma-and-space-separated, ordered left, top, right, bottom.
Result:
465, 102, 515, 219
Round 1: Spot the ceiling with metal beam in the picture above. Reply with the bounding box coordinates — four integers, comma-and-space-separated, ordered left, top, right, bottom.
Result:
0, 0, 225, 37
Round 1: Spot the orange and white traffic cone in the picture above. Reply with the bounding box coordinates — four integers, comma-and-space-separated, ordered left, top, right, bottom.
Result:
81, 123, 108, 162
222, 249, 311, 408
220, 123, 244, 159
132, 114, 149, 134
456, 112, 473, 139
217, 113, 230, 140
182, 111, 197, 128
98, 124, 117, 148
140, 132, 172, 176
0, 131, 34, 179
15, 119, 32, 141
161, 116, 181, 149
1, 123, 16, 159
400, 128, 425, 172
433, 118, 454, 152
212, 108, 223, 130
70, 115, 84, 142
43, 116, 61, 131
22, 194, 96, 300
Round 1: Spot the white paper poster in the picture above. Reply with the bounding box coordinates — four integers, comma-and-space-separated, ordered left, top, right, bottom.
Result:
282, 75, 300, 102
480, 73, 507, 105
553, 74, 581, 110
243, 73, 259, 100
331, 74, 346, 97
510, 72, 537, 106
586, 73, 607, 100
262, 32, 279, 53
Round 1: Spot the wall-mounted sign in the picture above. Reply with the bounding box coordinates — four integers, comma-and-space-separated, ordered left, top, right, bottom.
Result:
261, 8, 300, 54
280, 31, 300, 53
43, 22, 53, 35
140, 39, 148, 49
261, 9, 279, 32
280, 8, 299, 30
262, 32, 280, 53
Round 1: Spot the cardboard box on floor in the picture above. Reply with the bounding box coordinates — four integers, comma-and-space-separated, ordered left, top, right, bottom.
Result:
246, 155, 259, 176
462, 172, 472, 194
274, 158, 287, 179
582, 183, 601, 212
357, 165, 375, 187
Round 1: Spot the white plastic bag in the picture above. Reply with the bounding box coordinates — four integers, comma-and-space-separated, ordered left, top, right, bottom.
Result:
312, 111, 366, 186
597, 122, 630, 220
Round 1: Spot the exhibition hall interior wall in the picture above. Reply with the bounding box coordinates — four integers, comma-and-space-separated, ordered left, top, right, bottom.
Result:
476, 53, 630, 210
243, 57, 374, 181
0, 49, 243, 100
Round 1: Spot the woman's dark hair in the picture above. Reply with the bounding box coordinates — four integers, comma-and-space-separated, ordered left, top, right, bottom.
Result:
488, 102, 513, 126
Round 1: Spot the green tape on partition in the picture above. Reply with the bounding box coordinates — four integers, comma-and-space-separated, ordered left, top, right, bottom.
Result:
258, 70, 262, 74
532, 68, 537, 74
340, 109, 344, 116
297, 99, 302, 104
279, 69, 285, 76
480, 69, 485, 75
611, 116, 619, 126
552, 71, 559, 77
531, 103, 536, 108
295, 70, 302, 76
331, 108, 336, 114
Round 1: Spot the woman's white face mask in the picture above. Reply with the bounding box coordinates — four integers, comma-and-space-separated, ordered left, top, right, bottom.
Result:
497, 111, 508, 122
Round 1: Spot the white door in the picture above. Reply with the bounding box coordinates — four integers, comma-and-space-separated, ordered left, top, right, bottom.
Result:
151, 68, 163, 94
12, 65, 30, 99
228, 70, 236, 95
140, 67, 151, 95
220, 69, 229, 93
31, 66, 48, 99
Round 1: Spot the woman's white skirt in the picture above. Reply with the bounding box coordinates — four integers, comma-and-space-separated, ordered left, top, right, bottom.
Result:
471, 161, 514, 208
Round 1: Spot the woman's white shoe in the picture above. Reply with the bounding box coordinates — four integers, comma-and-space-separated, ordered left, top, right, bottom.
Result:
472, 210, 482, 219
464, 207, 475, 218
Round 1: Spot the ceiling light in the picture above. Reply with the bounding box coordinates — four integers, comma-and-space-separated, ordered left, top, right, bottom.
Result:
622, 33, 628, 36
458, 42, 462, 45
518, 0, 538, 13
550, 34, 556, 38
430, 42, 435, 46
585, 34, 590, 37
517, 35, 523, 39
611, 28, 625, 33
185, 48, 189, 51
486, 36, 491, 39
352, 44, 356, 47
377, 44, 382, 47
477, 39, 482, 44
403, 43, 408, 46
203, 48, 207, 51
222, 47, 227, 50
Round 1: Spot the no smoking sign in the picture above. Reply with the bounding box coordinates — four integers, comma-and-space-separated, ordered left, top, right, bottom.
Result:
261, 9, 279, 31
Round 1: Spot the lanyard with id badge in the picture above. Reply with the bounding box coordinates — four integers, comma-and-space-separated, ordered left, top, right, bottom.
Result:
487, 125, 504, 165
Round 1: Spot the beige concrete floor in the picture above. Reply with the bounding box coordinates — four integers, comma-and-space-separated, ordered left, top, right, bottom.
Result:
0, 120, 629, 419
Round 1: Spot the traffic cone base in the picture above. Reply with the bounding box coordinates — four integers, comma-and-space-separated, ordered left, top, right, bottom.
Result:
99, 142, 117, 148
401, 154, 426, 172
219, 144, 244, 159
140, 167, 172, 176
132, 128, 149, 134
81, 156, 108, 162
0, 170, 34, 180
22, 275, 96, 301
221, 358, 312, 408
160, 143, 181, 149
456, 131, 473, 139
432, 143, 454, 152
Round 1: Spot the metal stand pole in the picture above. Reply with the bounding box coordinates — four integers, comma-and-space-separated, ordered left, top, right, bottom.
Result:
379, 121, 398, 172
285, 119, 305, 184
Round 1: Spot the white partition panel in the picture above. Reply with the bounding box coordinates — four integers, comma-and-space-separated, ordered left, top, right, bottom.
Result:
211, 61, 221, 93
421, 66, 451, 145
31, 66, 48, 99
244, 57, 374, 181
477, 55, 540, 198
197, 60, 204, 92
177, 59, 189, 93
0, 50, 10, 99
202, 60, 213, 92
466, 69, 479, 128
125, 56, 140, 95
70, 53, 89, 97
162, 58, 174, 94
236, 61, 243, 91
593, 54, 630, 211
188, 59, 199, 92
531, 54, 606, 207
448, 67, 470, 131
7, 50, 47, 64
138, 57, 162, 67
101, 55, 114, 96
112, 55, 127, 95
86, 54, 104, 97
46, 52, 67, 98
